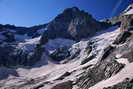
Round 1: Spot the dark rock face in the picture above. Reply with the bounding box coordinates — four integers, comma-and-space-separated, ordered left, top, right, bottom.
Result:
28, 44, 45, 65
113, 31, 132, 44
2, 31, 15, 42
50, 46, 70, 61
120, 15, 133, 32
113, 31, 133, 63
0, 24, 48, 67
102, 16, 122, 26
0, 44, 44, 67
51, 80, 73, 89
41, 7, 108, 43
0, 24, 47, 38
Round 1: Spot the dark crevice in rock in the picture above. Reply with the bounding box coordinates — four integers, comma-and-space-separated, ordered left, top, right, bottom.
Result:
51, 80, 73, 89
100, 46, 114, 61
113, 31, 132, 45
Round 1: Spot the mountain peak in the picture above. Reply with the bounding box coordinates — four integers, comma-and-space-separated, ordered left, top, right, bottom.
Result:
63, 7, 80, 13
40, 7, 108, 43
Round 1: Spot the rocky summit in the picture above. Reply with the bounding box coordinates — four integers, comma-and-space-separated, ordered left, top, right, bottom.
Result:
0, 4, 133, 89
40, 7, 109, 43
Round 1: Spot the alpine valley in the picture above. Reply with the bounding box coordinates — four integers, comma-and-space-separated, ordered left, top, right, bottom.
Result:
0, 4, 133, 89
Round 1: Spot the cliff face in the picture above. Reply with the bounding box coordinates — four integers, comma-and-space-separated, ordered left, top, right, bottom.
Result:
120, 15, 133, 32
40, 7, 109, 43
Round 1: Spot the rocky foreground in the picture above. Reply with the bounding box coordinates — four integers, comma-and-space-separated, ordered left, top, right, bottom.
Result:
0, 4, 133, 89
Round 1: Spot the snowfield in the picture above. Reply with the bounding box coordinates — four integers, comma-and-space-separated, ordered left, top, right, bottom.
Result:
44, 38, 76, 54
16, 36, 41, 52
0, 26, 122, 89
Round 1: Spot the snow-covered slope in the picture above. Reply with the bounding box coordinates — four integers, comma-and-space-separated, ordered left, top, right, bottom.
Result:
0, 26, 121, 89
1, 4, 133, 89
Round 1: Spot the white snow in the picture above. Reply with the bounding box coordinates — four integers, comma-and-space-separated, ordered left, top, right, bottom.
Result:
116, 58, 130, 65
37, 28, 47, 34
89, 26, 120, 56
29, 26, 121, 80
124, 8, 133, 15
115, 54, 122, 59
16, 36, 40, 52
45, 38, 76, 53
0, 26, 123, 89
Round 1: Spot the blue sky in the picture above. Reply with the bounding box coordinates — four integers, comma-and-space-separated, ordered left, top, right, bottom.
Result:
0, 0, 132, 27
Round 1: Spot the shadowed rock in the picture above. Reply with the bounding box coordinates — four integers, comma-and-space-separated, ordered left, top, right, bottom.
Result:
40, 7, 109, 44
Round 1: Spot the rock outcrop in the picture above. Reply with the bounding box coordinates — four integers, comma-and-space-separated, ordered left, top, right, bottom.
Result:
75, 5, 133, 89
0, 23, 47, 67
77, 45, 125, 89
120, 15, 133, 32
51, 81, 73, 89
0, 44, 43, 67
40, 7, 109, 44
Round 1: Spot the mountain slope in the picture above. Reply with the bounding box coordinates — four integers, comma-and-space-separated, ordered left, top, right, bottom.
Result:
0, 4, 133, 89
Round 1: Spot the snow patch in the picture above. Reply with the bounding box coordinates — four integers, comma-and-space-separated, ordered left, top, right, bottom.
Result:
124, 8, 133, 15
115, 54, 122, 59
116, 58, 129, 65
16, 36, 40, 52
45, 38, 76, 53
90, 27, 120, 55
